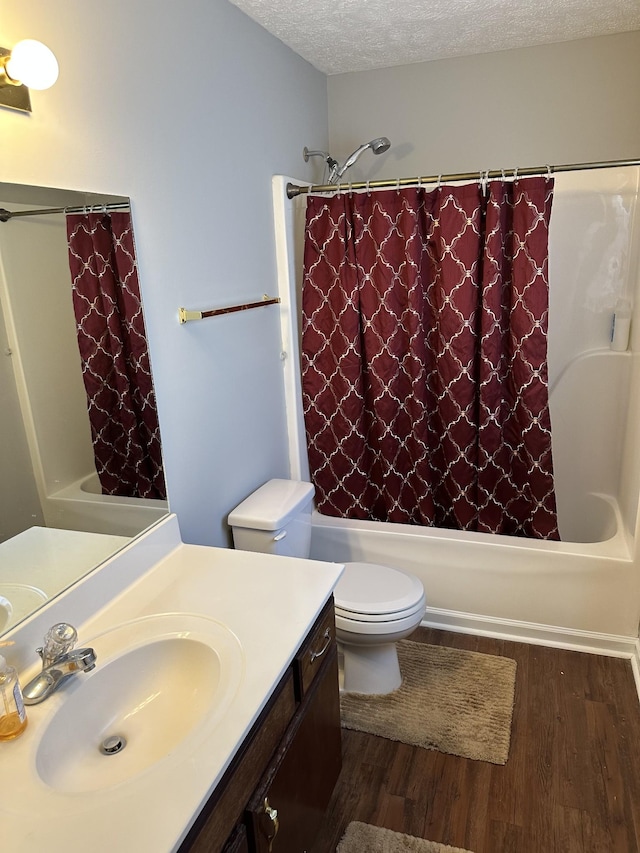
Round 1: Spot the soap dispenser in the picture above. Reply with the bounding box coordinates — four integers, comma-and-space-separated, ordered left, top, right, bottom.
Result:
0, 655, 28, 740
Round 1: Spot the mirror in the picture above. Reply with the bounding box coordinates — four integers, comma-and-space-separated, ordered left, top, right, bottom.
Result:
0, 182, 168, 638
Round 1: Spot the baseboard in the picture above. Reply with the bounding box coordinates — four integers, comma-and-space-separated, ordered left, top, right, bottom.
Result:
422, 605, 640, 704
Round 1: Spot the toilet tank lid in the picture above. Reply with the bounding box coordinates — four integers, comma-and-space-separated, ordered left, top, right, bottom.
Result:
228, 479, 315, 531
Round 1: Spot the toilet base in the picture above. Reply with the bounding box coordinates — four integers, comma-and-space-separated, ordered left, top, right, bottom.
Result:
339, 640, 402, 695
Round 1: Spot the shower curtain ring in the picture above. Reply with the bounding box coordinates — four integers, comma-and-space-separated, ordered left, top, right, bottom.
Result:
546, 164, 552, 181
396, 178, 401, 194
437, 174, 442, 189
513, 167, 519, 181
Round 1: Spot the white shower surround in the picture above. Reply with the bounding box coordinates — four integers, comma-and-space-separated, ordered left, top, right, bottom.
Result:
272, 168, 640, 664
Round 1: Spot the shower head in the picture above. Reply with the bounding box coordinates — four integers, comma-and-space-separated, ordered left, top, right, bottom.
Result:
330, 136, 391, 183
302, 137, 391, 184
370, 137, 391, 155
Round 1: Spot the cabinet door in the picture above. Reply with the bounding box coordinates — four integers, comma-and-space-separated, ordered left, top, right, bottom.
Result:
180, 672, 297, 853
248, 648, 342, 853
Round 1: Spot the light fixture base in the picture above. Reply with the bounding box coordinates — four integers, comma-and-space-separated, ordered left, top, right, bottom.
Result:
0, 47, 32, 113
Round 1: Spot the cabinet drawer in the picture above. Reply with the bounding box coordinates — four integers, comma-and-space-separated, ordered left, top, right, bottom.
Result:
294, 597, 336, 699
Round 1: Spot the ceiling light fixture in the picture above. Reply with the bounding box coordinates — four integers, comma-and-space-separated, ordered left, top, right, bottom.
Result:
0, 39, 59, 113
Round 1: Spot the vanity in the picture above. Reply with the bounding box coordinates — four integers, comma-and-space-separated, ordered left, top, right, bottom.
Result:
182, 596, 341, 853
0, 515, 344, 852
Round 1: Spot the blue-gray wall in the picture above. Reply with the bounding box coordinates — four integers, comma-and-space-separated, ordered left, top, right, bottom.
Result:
2, 0, 328, 546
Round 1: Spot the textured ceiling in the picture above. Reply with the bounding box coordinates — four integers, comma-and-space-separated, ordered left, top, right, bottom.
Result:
228, 0, 640, 74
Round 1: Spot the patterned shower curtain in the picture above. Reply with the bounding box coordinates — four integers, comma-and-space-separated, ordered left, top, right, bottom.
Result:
66, 211, 166, 500
301, 178, 559, 539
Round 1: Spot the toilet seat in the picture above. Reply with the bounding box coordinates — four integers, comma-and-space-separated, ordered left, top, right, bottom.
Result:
334, 561, 426, 623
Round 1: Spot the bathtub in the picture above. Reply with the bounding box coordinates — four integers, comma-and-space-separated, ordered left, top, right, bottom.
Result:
272, 172, 640, 656
310, 500, 638, 645
42, 472, 169, 538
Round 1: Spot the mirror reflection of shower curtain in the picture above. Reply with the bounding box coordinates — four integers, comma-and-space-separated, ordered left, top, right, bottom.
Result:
66, 212, 166, 500
301, 178, 559, 539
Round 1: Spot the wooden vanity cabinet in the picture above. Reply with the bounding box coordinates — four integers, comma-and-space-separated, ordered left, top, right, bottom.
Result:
180, 597, 341, 853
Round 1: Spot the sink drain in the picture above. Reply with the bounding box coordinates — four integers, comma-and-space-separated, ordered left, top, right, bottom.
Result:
100, 735, 127, 755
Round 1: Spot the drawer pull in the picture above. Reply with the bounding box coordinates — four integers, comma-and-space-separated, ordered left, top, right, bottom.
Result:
261, 797, 279, 852
309, 628, 331, 663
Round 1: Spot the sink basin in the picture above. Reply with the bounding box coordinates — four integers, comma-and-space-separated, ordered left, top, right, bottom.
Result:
0, 584, 48, 632
35, 614, 244, 793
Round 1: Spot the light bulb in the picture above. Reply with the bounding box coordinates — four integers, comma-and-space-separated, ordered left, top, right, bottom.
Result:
6, 39, 58, 90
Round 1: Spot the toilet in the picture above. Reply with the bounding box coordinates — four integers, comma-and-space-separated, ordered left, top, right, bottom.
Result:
228, 479, 426, 695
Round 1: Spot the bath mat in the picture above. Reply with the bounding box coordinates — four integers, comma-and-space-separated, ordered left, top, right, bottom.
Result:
336, 821, 475, 853
340, 640, 516, 764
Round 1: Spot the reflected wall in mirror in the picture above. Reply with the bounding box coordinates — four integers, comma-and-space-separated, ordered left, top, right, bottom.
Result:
0, 182, 168, 638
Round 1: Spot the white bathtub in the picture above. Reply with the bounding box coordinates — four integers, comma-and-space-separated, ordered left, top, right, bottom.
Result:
42, 473, 169, 538
309, 499, 638, 647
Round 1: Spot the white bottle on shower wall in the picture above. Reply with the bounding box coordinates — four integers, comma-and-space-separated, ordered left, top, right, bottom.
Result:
611, 298, 632, 352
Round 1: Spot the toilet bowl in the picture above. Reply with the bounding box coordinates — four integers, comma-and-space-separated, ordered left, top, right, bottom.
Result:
334, 561, 426, 693
228, 479, 427, 695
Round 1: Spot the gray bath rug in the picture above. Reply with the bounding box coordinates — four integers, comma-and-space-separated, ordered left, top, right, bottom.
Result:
340, 640, 516, 764
336, 821, 475, 853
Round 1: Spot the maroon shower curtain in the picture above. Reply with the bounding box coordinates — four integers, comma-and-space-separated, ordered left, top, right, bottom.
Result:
302, 178, 558, 539
66, 212, 166, 500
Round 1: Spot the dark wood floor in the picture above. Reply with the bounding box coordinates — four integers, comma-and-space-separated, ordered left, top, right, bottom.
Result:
312, 627, 640, 853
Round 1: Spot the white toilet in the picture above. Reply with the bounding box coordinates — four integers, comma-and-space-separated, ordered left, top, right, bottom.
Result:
228, 479, 426, 695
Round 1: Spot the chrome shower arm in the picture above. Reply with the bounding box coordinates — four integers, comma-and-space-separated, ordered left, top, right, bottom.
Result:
303, 147, 336, 166
303, 147, 339, 182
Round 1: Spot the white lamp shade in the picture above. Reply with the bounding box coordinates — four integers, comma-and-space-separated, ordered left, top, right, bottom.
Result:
6, 39, 58, 90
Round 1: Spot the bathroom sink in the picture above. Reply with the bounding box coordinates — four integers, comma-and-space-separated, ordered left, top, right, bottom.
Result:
35, 614, 244, 793
0, 583, 48, 632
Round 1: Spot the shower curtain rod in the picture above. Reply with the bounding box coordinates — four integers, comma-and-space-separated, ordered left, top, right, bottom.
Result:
286, 156, 640, 199
0, 201, 130, 222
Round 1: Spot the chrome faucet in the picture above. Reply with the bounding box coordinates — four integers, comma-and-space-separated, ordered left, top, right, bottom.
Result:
22, 622, 96, 705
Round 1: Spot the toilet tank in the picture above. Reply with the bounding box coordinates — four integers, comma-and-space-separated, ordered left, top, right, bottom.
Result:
228, 479, 315, 558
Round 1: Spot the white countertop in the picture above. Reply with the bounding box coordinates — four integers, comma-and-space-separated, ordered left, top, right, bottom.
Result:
0, 517, 343, 852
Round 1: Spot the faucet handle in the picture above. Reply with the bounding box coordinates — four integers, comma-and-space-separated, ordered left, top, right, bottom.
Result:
41, 623, 78, 667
